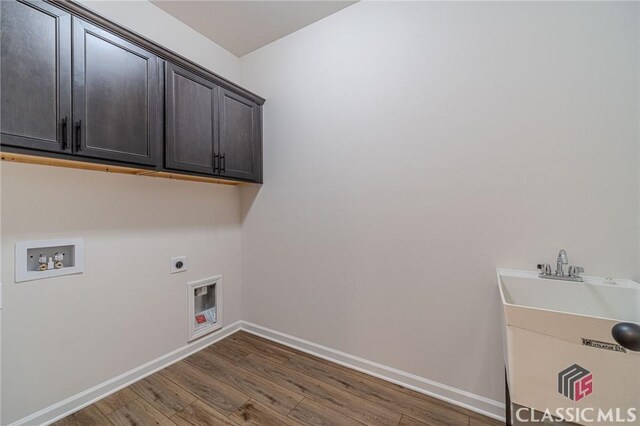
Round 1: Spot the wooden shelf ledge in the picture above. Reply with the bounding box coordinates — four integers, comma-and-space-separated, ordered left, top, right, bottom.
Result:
1, 152, 240, 186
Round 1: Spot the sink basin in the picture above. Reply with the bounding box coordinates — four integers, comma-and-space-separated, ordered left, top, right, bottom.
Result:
498, 269, 640, 425
499, 269, 640, 323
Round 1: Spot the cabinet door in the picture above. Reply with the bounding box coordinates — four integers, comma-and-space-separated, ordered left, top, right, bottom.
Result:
218, 88, 261, 182
0, 0, 71, 153
165, 63, 218, 175
73, 18, 160, 166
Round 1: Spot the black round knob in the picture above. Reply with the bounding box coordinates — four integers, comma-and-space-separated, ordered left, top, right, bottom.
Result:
611, 322, 640, 352
175, 261, 184, 269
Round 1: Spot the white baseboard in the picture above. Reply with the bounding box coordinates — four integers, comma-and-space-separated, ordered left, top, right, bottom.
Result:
9, 321, 242, 426
241, 321, 506, 422
10, 320, 504, 425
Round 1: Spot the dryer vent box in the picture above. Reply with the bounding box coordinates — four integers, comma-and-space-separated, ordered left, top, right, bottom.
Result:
188, 275, 222, 341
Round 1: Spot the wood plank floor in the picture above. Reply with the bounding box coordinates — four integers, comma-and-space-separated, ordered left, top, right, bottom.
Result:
54, 331, 503, 426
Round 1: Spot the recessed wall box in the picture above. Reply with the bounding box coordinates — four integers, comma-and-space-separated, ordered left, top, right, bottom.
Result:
187, 275, 222, 341
15, 238, 84, 282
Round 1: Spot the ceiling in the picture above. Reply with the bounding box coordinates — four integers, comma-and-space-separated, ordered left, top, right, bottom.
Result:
151, 1, 357, 57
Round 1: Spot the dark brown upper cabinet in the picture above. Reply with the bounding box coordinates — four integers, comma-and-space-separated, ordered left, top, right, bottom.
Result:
0, 0, 72, 153
73, 17, 160, 166
1, 0, 263, 184
165, 63, 263, 182
165, 62, 218, 175
218, 88, 262, 182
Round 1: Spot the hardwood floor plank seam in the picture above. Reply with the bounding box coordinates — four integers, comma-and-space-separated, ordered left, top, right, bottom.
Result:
235, 353, 402, 426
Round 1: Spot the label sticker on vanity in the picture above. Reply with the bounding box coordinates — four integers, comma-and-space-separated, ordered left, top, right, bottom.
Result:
581, 338, 626, 353
195, 314, 207, 324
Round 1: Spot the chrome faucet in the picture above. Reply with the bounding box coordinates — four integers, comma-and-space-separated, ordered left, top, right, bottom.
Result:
537, 249, 584, 282
556, 249, 568, 276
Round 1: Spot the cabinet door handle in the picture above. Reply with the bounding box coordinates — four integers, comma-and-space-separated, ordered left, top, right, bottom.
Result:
75, 120, 82, 151
61, 117, 68, 150
213, 153, 219, 172
221, 153, 226, 173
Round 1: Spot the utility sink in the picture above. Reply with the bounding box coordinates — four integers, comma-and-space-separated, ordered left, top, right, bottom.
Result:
499, 269, 640, 324
498, 269, 640, 425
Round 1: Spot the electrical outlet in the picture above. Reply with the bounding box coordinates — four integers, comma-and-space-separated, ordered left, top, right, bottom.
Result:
171, 256, 187, 273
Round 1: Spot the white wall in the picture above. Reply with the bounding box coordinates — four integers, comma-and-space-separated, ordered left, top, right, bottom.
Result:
240, 1, 640, 405
0, 2, 242, 424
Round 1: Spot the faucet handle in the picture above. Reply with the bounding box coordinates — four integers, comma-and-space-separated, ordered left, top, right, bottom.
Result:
537, 263, 552, 275
568, 265, 584, 277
